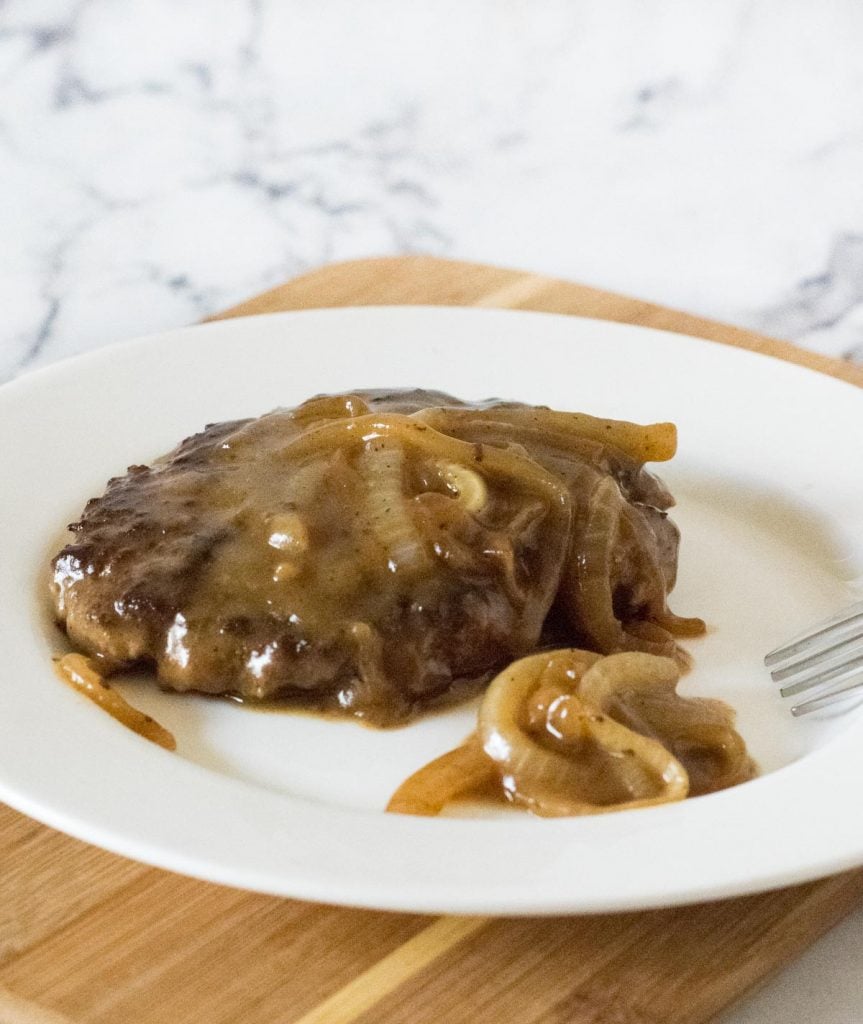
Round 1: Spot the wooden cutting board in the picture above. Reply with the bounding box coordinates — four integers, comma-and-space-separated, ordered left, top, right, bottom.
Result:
3, 256, 863, 1024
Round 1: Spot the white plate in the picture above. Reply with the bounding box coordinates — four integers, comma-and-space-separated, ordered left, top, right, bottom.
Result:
1, 306, 862, 916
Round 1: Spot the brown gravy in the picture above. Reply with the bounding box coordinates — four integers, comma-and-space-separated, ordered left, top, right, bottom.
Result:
49, 389, 696, 727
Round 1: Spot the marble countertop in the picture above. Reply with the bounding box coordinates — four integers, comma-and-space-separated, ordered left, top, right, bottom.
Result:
2, 2, 863, 1021
3, 0, 863, 384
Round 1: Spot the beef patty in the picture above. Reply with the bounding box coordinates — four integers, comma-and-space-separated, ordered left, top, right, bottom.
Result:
50, 389, 689, 725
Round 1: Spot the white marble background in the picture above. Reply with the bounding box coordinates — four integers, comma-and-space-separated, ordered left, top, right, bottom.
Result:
2, 0, 863, 384
3, 2, 863, 1022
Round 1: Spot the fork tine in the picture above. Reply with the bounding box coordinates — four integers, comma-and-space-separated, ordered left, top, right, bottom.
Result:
771, 633, 863, 685
791, 669, 863, 716
779, 648, 863, 697
764, 600, 863, 667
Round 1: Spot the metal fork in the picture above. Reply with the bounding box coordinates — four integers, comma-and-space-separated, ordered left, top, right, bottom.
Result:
765, 600, 863, 716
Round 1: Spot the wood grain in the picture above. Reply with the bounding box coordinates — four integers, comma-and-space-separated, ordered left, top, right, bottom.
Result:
214, 255, 863, 389
3, 256, 861, 1024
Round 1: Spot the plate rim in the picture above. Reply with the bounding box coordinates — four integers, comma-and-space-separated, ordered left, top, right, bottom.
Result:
2, 303, 862, 915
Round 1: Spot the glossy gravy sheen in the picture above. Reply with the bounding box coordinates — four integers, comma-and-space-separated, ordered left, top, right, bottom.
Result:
50, 389, 695, 727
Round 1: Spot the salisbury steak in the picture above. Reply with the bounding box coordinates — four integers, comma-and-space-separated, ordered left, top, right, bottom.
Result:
51, 393, 577, 724
50, 390, 693, 725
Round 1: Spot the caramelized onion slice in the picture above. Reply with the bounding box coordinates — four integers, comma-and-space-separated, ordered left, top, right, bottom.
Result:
434, 461, 488, 513
386, 734, 496, 816
276, 413, 572, 638
577, 652, 755, 796
389, 649, 754, 817
55, 653, 176, 751
479, 649, 603, 765
357, 442, 429, 576
563, 476, 637, 652
414, 406, 678, 464
560, 478, 699, 659
651, 611, 708, 638
546, 694, 690, 812
578, 652, 680, 708
477, 649, 689, 816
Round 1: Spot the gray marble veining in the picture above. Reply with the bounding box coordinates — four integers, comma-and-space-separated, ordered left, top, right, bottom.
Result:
2, 0, 863, 384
